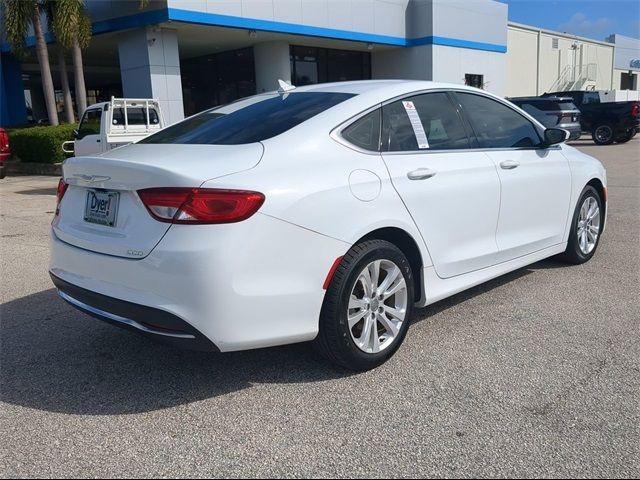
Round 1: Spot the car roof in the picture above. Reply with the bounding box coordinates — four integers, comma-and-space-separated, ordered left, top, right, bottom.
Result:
283, 79, 484, 96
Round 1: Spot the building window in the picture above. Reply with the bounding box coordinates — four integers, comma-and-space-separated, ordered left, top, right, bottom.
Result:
180, 47, 256, 117
621, 72, 636, 90
465, 74, 484, 89
290, 45, 371, 86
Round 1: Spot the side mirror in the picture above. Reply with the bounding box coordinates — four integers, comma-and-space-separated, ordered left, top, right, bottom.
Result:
543, 128, 569, 147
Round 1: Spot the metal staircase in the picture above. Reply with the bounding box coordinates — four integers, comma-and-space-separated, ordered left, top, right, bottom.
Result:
548, 63, 598, 92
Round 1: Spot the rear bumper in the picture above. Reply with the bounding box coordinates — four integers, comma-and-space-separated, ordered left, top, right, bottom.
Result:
558, 124, 582, 141
51, 272, 219, 351
49, 213, 348, 352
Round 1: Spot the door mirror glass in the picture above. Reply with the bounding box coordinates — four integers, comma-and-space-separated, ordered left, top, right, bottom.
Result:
544, 128, 568, 146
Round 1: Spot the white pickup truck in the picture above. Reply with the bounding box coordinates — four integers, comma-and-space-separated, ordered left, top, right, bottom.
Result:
62, 97, 165, 156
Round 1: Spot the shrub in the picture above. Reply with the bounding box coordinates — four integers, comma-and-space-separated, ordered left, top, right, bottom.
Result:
8, 124, 77, 164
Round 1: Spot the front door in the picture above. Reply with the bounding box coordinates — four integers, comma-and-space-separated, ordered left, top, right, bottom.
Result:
380, 92, 501, 279
74, 108, 104, 157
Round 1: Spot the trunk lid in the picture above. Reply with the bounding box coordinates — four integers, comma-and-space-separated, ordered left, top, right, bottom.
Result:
53, 143, 263, 258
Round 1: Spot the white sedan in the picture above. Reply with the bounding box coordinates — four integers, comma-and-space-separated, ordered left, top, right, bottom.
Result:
50, 80, 606, 371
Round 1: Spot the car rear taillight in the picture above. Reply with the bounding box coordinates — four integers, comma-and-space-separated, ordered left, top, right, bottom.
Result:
138, 188, 265, 224
55, 178, 68, 215
0, 129, 9, 153
631, 102, 639, 117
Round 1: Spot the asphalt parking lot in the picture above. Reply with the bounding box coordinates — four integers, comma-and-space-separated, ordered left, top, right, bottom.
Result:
1, 138, 639, 478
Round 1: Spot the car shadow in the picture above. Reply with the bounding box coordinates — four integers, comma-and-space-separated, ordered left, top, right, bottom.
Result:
14, 188, 57, 196
1, 289, 355, 416
412, 265, 534, 320
1, 262, 551, 416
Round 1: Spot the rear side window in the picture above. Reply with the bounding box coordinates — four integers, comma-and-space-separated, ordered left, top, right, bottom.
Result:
341, 109, 381, 151
457, 93, 542, 149
112, 107, 160, 126
582, 92, 600, 104
557, 101, 578, 110
140, 92, 354, 145
382, 92, 471, 151
77, 109, 102, 139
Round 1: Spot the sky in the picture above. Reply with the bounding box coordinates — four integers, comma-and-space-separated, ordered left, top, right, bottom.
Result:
499, 0, 640, 41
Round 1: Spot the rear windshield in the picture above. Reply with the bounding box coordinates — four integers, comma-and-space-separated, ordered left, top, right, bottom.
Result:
112, 107, 160, 126
139, 92, 355, 145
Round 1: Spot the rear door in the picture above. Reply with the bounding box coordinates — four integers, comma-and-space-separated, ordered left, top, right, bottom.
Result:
380, 92, 501, 278
454, 92, 572, 262
74, 107, 105, 156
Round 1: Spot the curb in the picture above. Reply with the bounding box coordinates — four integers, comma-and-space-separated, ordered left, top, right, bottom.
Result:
4, 161, 62, 176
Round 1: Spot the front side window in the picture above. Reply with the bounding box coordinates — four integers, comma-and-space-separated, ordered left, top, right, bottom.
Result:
382, 92, 471, 152
341, 109, 381, 151
456, 93, 542, 149
77, 109, 102, 139
140, 92, 354, 145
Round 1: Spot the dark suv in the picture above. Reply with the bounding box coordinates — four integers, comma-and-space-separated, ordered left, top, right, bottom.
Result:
508, 96, 582, 141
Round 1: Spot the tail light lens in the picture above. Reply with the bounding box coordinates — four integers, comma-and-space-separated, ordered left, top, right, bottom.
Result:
138, 188, 265, 224
0, 129, 9, 153
631, 102, 639, 117
55, 178, 68, 215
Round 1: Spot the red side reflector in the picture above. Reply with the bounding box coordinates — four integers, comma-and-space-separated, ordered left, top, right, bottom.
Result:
323, 256, 344, 290
138, 188, 265, 224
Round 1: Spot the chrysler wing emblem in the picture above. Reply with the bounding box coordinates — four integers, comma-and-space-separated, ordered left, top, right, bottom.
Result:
73, 174, 111, 183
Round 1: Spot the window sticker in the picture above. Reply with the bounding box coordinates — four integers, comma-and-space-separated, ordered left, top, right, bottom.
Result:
402, 101, 429, 149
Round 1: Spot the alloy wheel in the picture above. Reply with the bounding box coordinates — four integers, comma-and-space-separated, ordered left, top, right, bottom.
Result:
577, 196, 600, 255
347, 259, 408, 354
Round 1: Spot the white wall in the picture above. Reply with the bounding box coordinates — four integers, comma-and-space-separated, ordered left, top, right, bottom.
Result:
507, 23, 614, 97
432, 45, 507, 96
254, 41, 291, 93
167, 0, 410, 39
118, 27, 184, 125
372, 45, 433, 80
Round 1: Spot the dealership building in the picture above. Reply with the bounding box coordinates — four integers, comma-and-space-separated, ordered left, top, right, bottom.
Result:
1, 0, 638, 127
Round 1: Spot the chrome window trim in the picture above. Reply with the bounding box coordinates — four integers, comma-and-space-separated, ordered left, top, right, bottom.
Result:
330, 88, 552, 155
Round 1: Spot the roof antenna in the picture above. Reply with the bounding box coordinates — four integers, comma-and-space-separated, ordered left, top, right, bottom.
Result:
277, 79, 296, 98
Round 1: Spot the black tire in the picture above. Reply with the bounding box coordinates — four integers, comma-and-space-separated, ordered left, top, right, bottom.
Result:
615, 129, 635, 144
557, 186, 603, 264
592, 123, 615, 145
314, 239, 414, 371
0, 164, 5, 179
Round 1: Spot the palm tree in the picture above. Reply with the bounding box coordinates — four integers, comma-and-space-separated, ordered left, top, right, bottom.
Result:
44, 2, 74, 122
3, 0, 59, 125
49, 0, 91, 119
56, 45, 75, 123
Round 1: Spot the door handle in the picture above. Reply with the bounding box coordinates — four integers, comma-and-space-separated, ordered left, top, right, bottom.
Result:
500, 160, 520, 170
407, 168, 437, 180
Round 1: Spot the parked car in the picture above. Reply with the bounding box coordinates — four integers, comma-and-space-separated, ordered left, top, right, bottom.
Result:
508, 96, 581, 141
543, 90, 639, 145
61, 97, 165, 157
0, 128, 10, 179
50, 80, 607, 371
